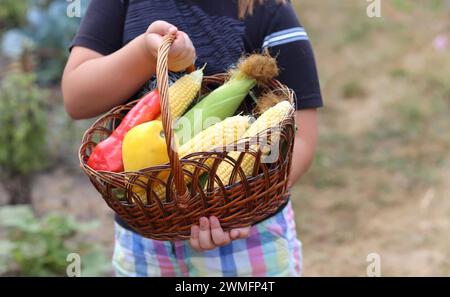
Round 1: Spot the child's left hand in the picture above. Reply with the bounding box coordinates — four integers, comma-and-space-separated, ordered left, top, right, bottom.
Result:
189, 216, 251, 251
145, 20, 196, 72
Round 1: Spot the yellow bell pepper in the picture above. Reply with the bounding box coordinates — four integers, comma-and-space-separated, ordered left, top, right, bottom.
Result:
122, 120, 169, 172
122, 121, 175, 202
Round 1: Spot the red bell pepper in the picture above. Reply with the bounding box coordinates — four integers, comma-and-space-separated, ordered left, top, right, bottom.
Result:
87, 90, 161, 172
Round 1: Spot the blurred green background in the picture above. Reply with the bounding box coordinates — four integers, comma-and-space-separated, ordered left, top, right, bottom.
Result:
0, 0, 449, 276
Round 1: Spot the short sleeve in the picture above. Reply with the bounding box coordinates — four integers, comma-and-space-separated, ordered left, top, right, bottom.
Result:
245, 1, 323, 110
70, 0, 127, 55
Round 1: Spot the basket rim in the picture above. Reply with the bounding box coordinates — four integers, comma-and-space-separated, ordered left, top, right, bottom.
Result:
78, 72, 295, 173
79, 112, 294, 174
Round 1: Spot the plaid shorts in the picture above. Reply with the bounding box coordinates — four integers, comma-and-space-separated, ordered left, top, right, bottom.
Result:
112, 201, 302, 277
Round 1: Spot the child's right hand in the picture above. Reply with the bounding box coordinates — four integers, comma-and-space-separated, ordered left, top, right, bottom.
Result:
189, 216, 251, 252
144, 20, 196, 72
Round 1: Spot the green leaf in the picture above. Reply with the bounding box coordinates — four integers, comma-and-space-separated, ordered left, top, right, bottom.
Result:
0, 240, 16, 254
16, 236, 47, 258
41, 213, 78, 237
0, 205, 110, 276
0, 205, 37, 230
0, 239, 16, 274
0, 72, 48, 176
75, 220, 101, 233
79, 250, 111, 277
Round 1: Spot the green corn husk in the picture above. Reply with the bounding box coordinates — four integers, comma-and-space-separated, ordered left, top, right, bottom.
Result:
174, 77, 256, 145
173, 52, 279, 145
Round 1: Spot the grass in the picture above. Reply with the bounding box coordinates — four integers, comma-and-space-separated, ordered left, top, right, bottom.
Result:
292, 0, 450, 276
341, 80, 368, 99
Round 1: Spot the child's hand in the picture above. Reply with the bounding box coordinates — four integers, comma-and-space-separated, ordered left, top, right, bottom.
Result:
144, 20, 196, 72
189, 216, 251, 252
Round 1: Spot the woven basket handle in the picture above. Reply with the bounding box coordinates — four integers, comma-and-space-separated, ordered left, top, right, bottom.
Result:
156, 34, 190, 209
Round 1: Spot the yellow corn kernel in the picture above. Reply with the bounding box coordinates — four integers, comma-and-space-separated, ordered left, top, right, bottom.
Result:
153, 115, 250, 199
215, 101, 294, 186
178, 115, 250, 157
156, 69, 203, 121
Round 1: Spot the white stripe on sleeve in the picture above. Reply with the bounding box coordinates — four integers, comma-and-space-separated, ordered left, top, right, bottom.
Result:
262, 27, 308, 48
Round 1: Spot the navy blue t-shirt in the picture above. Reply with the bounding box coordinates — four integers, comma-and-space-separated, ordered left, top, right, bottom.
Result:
71, 0, 323, 230
71, 0, 323, 109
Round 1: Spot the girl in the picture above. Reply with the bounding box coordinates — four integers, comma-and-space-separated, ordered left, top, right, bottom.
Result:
63, 0, 322, 277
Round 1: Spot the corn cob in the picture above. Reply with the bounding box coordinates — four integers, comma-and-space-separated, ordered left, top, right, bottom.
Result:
179, 115, 250, 156
153, 115, 251, 199
156, 69, 203, 121
215, 101, 294, 186
169, 69, 203, 119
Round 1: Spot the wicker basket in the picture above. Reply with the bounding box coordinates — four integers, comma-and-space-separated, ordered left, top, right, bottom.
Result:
79, 35, 296, 240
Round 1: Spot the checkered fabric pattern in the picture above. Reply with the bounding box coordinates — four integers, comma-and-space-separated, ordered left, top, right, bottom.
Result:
112, 201, 302, 277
